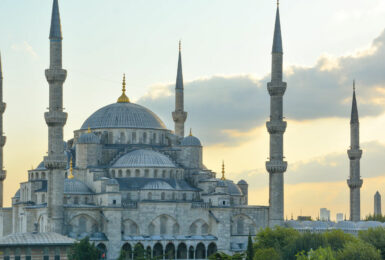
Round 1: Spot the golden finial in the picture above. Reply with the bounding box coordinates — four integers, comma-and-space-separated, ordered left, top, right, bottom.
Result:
68, 158, 74, 179
277, 0, 279, 7
179, 40, 181, 52
353, 79, 356, 91
87, 126, 91, 133
221, 160, 226, 180
189, 128, 192, 136
117, 74, 130, 103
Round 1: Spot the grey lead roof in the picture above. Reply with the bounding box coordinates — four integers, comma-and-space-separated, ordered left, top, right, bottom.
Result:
112, 149, 176, 168
0, 232, 75, 246
115, 177, 199, 191
176, 42, 184, 90
351, 87, 359, 124
272, 6, 283, 53
78, 132, 100, 144
49, 0, 63, 40
64, 179, 94, 194
181, 135, 201, 147
80, 102, 167, 130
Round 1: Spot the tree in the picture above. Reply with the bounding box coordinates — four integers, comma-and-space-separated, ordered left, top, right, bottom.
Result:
283, 232, 328, 260
323, 230, 356, 251
254, 226, 300, 255
246, 234, 254, 260
358, 227, 385, 259
253, 248, 280, 260
68, 237, 100, 260
336, 241, 381, 260
365, 214, 385, 222
296, 247, 336, 260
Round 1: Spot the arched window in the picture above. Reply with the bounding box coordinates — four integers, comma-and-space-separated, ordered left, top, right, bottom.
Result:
135, 169, 140, 177
79, 216, 87, 233
42, 172, 46, 179
143, 132, 147, 143
15, 248, 21, 260
162, 170, 166, 178
118, 170, 123, 178
97, 243, 107, 260
74, 197, 79, 205
188, 246, 194, 259
165, 243, 175, 259
42, 194, 46, 204
55, 247, 61, 260
177, 243, 187, 259
122, 244, 132, 260
154, 170, 158, 178
4, 248, 10, 260
161, 192, 166, 200
195, 243, 206, 259
26, 248, 32, 260
153, 243, 163, 259
189, 223, 197, 235
126, 169, 131, 177
108, 132, 113, 143
43, 247, 50, 260
111, 170, 115, 178
134, 243, 144, 259
148, 223, 155, 235
173, 223, 180, 235
148, 192, 152, 200
153, 133, 157, 143
202, 223, 209, 235
144, 169, 149, 177
182, 193, 187, 201
237, 217, 244, 235
172, 192, 176, 200
132, 132, 137, 143
207, 243, 217, 257
120, 132, 126, 143
130, 223, 138, 235
160, 216, 167, 235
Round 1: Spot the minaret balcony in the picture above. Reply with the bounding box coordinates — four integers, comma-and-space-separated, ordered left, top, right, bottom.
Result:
0, 136, 6, 147
0, 102, 6, 113
44, 155, 67, 169
347, 149, 362, 160
44, 111, 68, 127
266, 121, 287, 134
172, 111, 187, 123
266, 160, 287, 174
267, 82, 287, 96
45, 69, 67, 83
0, 170, 6, 181
347, 179, 363, 189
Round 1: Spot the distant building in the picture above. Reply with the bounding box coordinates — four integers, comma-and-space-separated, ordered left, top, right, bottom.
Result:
374, 191, 382, 215
320, 208, 331, 221
336, 213, 344, 222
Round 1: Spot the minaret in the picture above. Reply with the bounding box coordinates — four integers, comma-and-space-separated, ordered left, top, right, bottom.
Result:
266, 2, 287, 227
0, 53, 6, 208
43, 0, 68, 233
374, 191, 381, 216
172, 41, 187, 137
347, 80, 363, 222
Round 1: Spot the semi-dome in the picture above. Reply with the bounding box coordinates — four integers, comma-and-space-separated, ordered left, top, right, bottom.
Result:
77, 132, 100, 144
64, 179, 94, 194
237, 180, 248, 185
181, 135, 201, 147
80, 102, 167, 130
224, 180, 243, 196
112, 149, 176, 168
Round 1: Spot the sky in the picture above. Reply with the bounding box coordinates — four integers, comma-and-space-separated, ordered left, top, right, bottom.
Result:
1, 0, 385, 220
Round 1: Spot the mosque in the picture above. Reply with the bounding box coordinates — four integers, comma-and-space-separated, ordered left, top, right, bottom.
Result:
0, 0, 292, 259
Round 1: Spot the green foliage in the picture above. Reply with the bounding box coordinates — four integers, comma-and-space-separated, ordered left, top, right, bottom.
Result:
283, 232, 328, 259
365, 214, 385, 222
254, 226, 300, 254
358, 226, 385, 259
323, 230, 356, 251
336, 240, 381, 260
246, 234, 254, 260
253, 248, 280, 260
208, 252, 244, 260
67, 237, 100, 260
296, 247, 336, 260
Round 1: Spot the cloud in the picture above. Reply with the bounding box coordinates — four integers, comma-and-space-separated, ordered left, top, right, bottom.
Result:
233, 141, 385, 189
11, 41, 38, 58
139, 29, 385, 145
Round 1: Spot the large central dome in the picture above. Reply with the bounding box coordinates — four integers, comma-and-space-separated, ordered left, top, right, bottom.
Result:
80, 102, 167, 130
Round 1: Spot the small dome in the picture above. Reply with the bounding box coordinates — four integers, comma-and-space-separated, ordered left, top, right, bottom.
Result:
224, 180, 243, 195
64, 179, 94, 194
181, 135, 201, 147
77, 132, 100, 144
112, 149, 176, 168
237, 180, 248, 185
80, 102, 166, 130
107, 179, 119, 185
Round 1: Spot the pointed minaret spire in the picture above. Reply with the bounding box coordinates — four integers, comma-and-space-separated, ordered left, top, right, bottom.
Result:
351, 80, 359, 124
347, 80, 363, 222
172, 41, 187, 137
266, 2, 287, 227
0, 52, 7, 208
272, 2, 283, 54
49, 0, 63, 41
221, 161, 226, 180
44, 0, 67, 234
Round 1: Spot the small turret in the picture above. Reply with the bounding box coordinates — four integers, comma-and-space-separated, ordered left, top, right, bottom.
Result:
179, 130, 202, 169
76, 128, 101, 169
